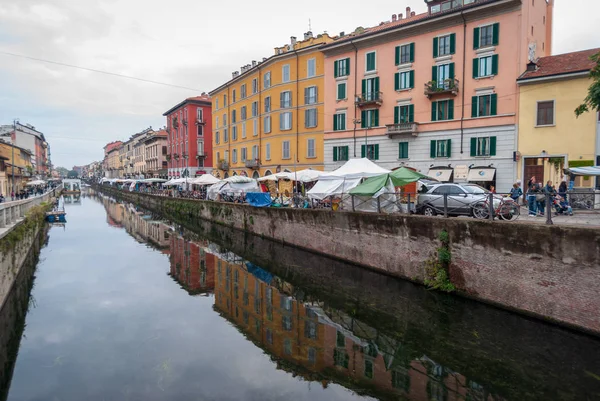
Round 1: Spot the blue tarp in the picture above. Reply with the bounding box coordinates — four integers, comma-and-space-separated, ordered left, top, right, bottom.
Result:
246, 262, 273, 284
245, 192, 272, 207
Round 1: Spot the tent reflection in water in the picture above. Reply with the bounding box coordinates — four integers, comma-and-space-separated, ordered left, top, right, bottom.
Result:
349, 167, 433, 213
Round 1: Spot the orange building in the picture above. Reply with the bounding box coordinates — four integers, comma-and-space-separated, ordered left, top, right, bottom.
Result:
169, 234, 216, 295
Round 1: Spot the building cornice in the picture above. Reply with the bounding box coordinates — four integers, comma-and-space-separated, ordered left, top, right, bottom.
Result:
163, 99, 211, 117
516, 70, 591, 84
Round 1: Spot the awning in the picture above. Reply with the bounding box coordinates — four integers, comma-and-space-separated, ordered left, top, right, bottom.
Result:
468, 168, 496, 182
427, 168, 453, 182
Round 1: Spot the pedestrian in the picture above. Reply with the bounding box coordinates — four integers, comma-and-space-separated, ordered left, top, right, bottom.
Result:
11, 191, 14, 201
489, 185, 497, 194
526, 176, 537, 216
510, 182, 523, 202
558, 181, 568, 202
568, 169, 576, 191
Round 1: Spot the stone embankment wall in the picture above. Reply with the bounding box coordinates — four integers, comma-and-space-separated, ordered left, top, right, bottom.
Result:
98, 186, 600, 335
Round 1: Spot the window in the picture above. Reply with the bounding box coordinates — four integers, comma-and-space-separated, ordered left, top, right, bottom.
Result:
307, 138, 316, 158
251, 101, 258, 117
253, 119, 258, 136
232, 110, 237, 123
282, 64, 290, 83
434, 34, 455, 57
266, 143, 271, 160
241, 106, 247, 120
365, 360, 374, 379
241, 147, 247, 162
394, 105, 414, 123
241, 84, 246, 99
362, 77, 380, 101
308, 348, 316, 365
304, 321, 317, 339
365, 51, 376, 72
264, 96, 271, 113
223, 94, 227, 106
537, 101, 554, 126
216, 116, 220, 129
284, 338, 292, 354
266, 328, 273, 344
337, 82, 346, 100
333, 146, 349, 162
334, 349, 349, 368
305, 108, 317, 128
336, 331, 345, 347
282, 140, 290, 159
333, 112, 346, 131
361, 109, 379, 128
361, 144, 379, 160
215, 98, 219, 110
252, 145, 258, 160
280, 112, 292, 130
224, 128, 229, 142
399, 142, 409, 159
430, 139, 452, 158
433, 63, 455, 88
215, 131, 220, 144
280, 91, 292, 108
395, 43, 415, 65
473, 55, 498, 78
471, 94, 498, 117
252, 78, 258, 94
431, 100, 454, 121
241, 122, 246, 138
232, 125, 237, 141
232, 89, 236, 103
305, 86, 318, 104
392, 369, 410, 392
307, 58, 316, 77
223, 114, 227, 126
476, 24, 498, 48
395, 70, 414, 90
263, 72, 271, 89
232, 149, 238, 163
470, 136, 497, 157
264, 116, 271, 133
334, 58, 350, 77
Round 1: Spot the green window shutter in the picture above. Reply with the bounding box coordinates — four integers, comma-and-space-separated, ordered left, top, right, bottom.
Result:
374, 110, 379, 126
361, 79, 366, 96
394, 106, 399, 124
394, 72, 400, 91
492, 55, 499, 75
447, 139, 452, 157
341, 116, 346, 130
473, 58, 479, 79
334, 61, 339, 78
337, 83, 344, 100
333, 147, 338, 161
408, 105, 415, 122
433, 37, 439, 58
399, 142, 408, 159
361, 145, 366, 158
374, 144, 379, 160
431, 101, 438, 121
432, 66, 438, 82
367, 53, 375, 71
430, 140, 437, 158
470, 137, 477, 156
409, 43, 415, 63
448, 100, 455, 120
449, 63, 455, 79
346, 58, 351, 75
374, 77, 380, 93
395, 46, 400, 65
473, 27, 480, 49
409, 70, 415, 88
343, 146, 349, 160
490, 93, 498, 115
492, 23, 500, 46
333, 115, 338, 131
361, 110, 366, 128
450, 33, 456, 54
471, 96, 479, 118
490, 136, 497, 156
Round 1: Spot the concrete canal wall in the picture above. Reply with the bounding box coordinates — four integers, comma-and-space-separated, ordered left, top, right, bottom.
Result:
98, 186, 600, 336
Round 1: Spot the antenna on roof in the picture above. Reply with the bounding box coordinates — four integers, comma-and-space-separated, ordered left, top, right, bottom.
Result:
309, 18, 312, 31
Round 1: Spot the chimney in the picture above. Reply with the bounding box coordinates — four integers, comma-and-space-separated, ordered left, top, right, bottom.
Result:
263, 57, 267, 61
406, 7, 411, 18
252, 60, 257, 67
411, 11, 416, 17
291, 36, 297, 45
392, 14, 397, 22
304, 31, 313, 40
399, 13, 403, 19
526, 61, 537, 72
339, 31, 345, 37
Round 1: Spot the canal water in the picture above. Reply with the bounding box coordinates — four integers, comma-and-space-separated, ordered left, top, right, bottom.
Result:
2, 192, 600, 401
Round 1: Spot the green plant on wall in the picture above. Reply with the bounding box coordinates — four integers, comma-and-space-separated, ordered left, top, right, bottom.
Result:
424, 230, 455, 293
548, 157, 564, 174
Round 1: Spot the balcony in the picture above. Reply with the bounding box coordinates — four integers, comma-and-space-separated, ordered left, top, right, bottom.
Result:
356, 92, 383, 107
386, 122, 419, 137
218, 160, 229, 171
245, 159, 260, 169
424, 79, 459, 98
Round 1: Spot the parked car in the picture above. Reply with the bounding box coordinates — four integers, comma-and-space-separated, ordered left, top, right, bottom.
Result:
417, 183, 501, 217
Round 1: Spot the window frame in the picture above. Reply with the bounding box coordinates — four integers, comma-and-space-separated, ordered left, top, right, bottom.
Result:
337, 82, 347, 100
252, 78, 258, 94
264, 115, 271, 133
305, 86, 318, 105
479, 24, 494, 47
335, 57, 350, 77
399, 142, 409, 159
333, 146, 349, 162
399, 71, 411, 90
265, 142, 271, 160
264, 96, 271, 113
263, 71, 271, 89
435, 139, 451, 158
476, 136, 491, 157
536, 100, 555, 127
280, 111, 292, 131
333, 112, 346, 131
365, 51, 377, 72
438, 34, 452, 56
280, 91, 292, 109
307, 58, 316, 78
400, 44, 412, 64
305, 108, 317, 128
307, 138, 316, 158
282, 140, 291, 159
282, 64, 291, 83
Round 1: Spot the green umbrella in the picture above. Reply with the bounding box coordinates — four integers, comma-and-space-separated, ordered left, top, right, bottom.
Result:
349, 167, 432, 196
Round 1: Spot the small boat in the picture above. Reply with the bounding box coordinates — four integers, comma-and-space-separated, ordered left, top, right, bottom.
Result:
46, 210, 66, 223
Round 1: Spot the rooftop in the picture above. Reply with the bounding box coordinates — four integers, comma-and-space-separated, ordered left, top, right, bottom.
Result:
519, 48, 600, 80
163, 94, 212, 116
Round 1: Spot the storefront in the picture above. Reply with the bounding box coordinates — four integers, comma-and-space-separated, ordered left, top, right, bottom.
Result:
467, 167, 497, 190
427, 167, 454, 183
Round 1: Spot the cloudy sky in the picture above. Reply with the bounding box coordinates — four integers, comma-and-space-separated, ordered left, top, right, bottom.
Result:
0, 0, 597, 168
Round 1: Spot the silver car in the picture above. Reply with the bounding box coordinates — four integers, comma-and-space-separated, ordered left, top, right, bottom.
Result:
417, 183, 500, 216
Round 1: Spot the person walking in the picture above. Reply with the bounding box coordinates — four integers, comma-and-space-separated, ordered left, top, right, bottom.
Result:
510, 182, 523, 203
558, 181, 568, 202
526, 176, 537, 216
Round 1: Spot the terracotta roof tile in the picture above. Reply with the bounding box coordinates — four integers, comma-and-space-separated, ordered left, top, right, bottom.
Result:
519, 48, 600, 80
331, 13, 429, 45
186, 95, 211, 102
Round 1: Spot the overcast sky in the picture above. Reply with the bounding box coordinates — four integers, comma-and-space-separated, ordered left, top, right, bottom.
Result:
0, 0, 597, 168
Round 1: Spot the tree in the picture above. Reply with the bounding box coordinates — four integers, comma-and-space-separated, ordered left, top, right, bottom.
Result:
67, 170, 78, 178
575, 52, 600, 117
55, 166, 69, 177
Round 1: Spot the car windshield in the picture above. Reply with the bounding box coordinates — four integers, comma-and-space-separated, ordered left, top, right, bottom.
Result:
462, 184, 489, 194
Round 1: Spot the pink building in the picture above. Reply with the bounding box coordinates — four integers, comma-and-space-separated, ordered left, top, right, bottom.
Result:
321, 0, 553, 192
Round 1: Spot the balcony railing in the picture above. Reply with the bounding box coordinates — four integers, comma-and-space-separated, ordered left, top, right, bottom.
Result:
424, 79, 459, 97
386, 122, 419, 137
218, 160, 229, 171
245, 159, 260, 169
356, 92, 383, 107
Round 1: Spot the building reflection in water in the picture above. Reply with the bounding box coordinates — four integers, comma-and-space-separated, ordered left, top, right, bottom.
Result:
96, 193, 502, 401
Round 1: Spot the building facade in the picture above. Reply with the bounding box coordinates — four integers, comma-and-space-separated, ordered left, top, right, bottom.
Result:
0, 122, 49, 177
143, 129, 169, 178
209, 32, 334, 179
103, 141, 122, 178
321, 0, 553, 192
163, 95, 213, 179
517, 48, 600, 189
0, 141, 33, 195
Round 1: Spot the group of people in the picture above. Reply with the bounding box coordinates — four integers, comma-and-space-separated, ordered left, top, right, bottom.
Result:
524, 176, 573, 217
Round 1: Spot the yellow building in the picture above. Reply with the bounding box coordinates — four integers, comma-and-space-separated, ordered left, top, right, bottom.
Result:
209, 32, 334, 178
0, 141, 33, 194
517, 48, 600, 188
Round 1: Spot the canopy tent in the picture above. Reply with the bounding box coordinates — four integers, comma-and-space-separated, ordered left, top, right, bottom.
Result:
224, 175, 255, 184
257, 173, 281, 182
349, 167, 432, 196
189, 174, 221, 186
278, 168, 323, 183
319, 158, 390, 180
141, 178, 168, 184
567, 166, 600, 176
164, 178, 187, 186
307, 178, 362, 200
207, 179, 259, 201
26, 180, 46, 186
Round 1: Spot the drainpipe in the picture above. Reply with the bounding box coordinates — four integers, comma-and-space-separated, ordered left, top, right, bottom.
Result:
293, 48, 300, 164
460, 11, 467, 155
227, 85, 231, 173
351, 40, 359, 157
258, 65, 262, 175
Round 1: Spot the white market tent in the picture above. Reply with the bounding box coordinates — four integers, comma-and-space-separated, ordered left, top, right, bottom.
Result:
279, 169, 324, 183
189, 175, 221, 186
26, 180, 46, 186
164, 178, 187, 186
207, 177, 259, 200
568, 166, 600, 176
141, 178, 168, 184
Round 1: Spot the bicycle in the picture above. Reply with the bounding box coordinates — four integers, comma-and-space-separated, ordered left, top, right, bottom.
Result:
472, 197, 520, 221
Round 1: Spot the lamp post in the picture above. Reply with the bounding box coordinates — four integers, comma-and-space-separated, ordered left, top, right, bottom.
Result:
11, 119, 17, 199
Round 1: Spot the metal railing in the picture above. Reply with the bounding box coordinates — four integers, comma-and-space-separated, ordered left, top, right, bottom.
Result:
386, 122, 419, 137
0, 185, 61, 231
